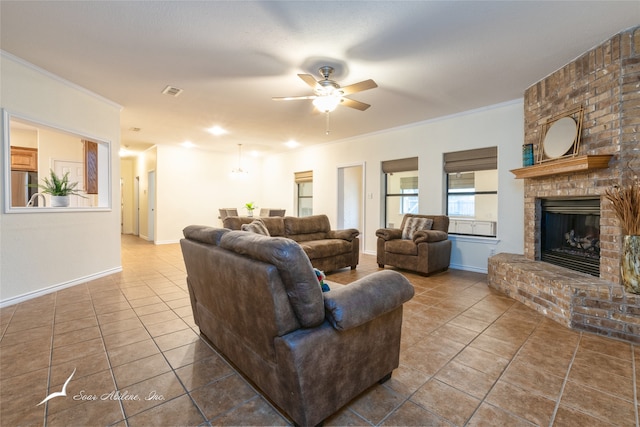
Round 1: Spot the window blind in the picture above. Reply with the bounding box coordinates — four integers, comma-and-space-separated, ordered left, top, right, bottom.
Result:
381, 157, 418, 173
448, 172, 474, 189
294, 170, 313, 183
400, 177, 418, 190
443, 147, 497, 173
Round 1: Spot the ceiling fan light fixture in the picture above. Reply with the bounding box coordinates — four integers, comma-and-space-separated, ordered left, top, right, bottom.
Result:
312, 95, 341, 113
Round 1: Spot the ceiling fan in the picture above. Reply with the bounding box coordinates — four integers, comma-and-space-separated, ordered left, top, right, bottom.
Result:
273, 66, 378, 112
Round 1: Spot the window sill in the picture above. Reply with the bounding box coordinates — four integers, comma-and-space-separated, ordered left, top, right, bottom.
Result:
449, 234, 500, 244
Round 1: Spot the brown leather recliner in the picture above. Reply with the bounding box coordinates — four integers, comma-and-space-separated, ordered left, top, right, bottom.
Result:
180, 226, 414, 427
376, 214, 452, 276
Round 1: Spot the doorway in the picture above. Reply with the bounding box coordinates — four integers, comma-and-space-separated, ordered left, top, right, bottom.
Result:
134, 176, 140, 236
337, 163, 364, 250
147, 170, 155, 242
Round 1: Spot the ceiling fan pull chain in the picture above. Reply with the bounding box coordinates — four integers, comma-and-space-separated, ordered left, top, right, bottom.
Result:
325, 112, 331, 135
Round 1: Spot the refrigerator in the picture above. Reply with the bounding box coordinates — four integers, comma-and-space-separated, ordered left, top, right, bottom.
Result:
11, 171, 39, 207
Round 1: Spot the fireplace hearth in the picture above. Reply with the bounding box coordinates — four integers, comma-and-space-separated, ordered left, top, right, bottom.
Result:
540, 198, 600, 277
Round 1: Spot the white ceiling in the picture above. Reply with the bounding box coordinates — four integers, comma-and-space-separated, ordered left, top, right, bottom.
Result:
1, 1, 638, 156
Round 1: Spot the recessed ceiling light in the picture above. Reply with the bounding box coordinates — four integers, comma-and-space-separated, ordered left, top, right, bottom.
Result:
207, 126, 228, 136
285, 140, 299, 148
181, 141, 195, 148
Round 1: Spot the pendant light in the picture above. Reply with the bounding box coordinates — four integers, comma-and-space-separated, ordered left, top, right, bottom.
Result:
231, 144, 248, 175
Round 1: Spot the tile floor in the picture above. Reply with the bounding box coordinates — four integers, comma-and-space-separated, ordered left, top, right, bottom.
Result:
1, 234, 638, 426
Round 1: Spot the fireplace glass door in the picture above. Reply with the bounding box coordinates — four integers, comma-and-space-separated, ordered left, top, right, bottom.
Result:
540, 198, 600, 276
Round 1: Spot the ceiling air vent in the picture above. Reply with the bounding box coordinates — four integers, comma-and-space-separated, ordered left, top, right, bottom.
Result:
161, 85, 183, 97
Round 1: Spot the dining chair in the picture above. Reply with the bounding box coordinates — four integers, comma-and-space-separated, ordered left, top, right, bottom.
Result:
219, 208, 238, 219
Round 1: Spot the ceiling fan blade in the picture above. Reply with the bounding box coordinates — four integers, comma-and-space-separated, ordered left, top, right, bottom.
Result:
339, 79, 378, 96
272, 95, 317, 101
297, 74, 319, 89
340, 98, 371, 111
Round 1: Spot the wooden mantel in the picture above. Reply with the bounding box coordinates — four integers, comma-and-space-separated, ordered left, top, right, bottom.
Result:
510, 154, 613, 179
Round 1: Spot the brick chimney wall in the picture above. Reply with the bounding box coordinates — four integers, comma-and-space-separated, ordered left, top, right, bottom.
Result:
522, 26, 640, 285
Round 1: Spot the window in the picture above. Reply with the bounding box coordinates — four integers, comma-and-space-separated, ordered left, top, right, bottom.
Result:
447, 172, 475, 217
444, 147, 498, 237
382, 157, 418, 228
295, 170, 313, 217
4, 111, 112, 212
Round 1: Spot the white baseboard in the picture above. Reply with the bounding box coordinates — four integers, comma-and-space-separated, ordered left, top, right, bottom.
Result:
449, 263, 488, 274
0, 267, 123, 308
154, 239, 180, 245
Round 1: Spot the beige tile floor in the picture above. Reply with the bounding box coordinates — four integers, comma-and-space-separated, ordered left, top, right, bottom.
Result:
1, 234, 638, 426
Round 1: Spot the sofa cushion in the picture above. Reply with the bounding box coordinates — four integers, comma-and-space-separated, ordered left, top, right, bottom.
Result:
402, 217, 433, 240
259, 217, 286, 236
299, 239, 352, 260
183, 225, 229, 245
220, 231, 325, 328
284, 215, 330, 238
241, 219, 270, 236
385, 239, 418, 255
223, 216, 285, 236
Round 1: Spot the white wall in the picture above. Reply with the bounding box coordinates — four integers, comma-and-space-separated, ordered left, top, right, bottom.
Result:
338, 164, 363, 230
0, 52, 122, 305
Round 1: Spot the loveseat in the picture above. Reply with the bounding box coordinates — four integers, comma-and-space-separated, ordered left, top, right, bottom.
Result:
180, 225, 414, 426
223, 214, 359, 272
376, 214, 452, 276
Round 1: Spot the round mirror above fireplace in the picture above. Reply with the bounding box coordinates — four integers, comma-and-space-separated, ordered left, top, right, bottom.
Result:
542, 116, 578, 159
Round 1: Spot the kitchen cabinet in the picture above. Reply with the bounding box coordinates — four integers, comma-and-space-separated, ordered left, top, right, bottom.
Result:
11, 146, 38, 171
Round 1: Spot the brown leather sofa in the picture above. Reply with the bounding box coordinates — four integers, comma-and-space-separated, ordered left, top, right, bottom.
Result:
223, 214, 359, 272
376, 214, 452, 276
180, 226, 414, 427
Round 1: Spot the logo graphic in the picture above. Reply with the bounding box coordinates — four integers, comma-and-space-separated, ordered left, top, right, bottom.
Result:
37, 368, 76, 406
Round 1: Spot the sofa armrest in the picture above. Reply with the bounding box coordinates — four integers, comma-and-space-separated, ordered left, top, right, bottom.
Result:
327, 228, 359, 241
375, 228, 403, 241
323, 270, 414, 331
413, 230, 448, 244
183, 225, 229, 245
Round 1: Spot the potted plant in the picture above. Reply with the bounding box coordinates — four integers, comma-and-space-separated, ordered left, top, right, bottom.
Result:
604, 175, 640, 293
35, 170, 86, 207
245, 202, 257, 217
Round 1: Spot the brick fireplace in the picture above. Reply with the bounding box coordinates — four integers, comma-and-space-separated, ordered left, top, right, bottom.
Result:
488, 26, 640, 343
